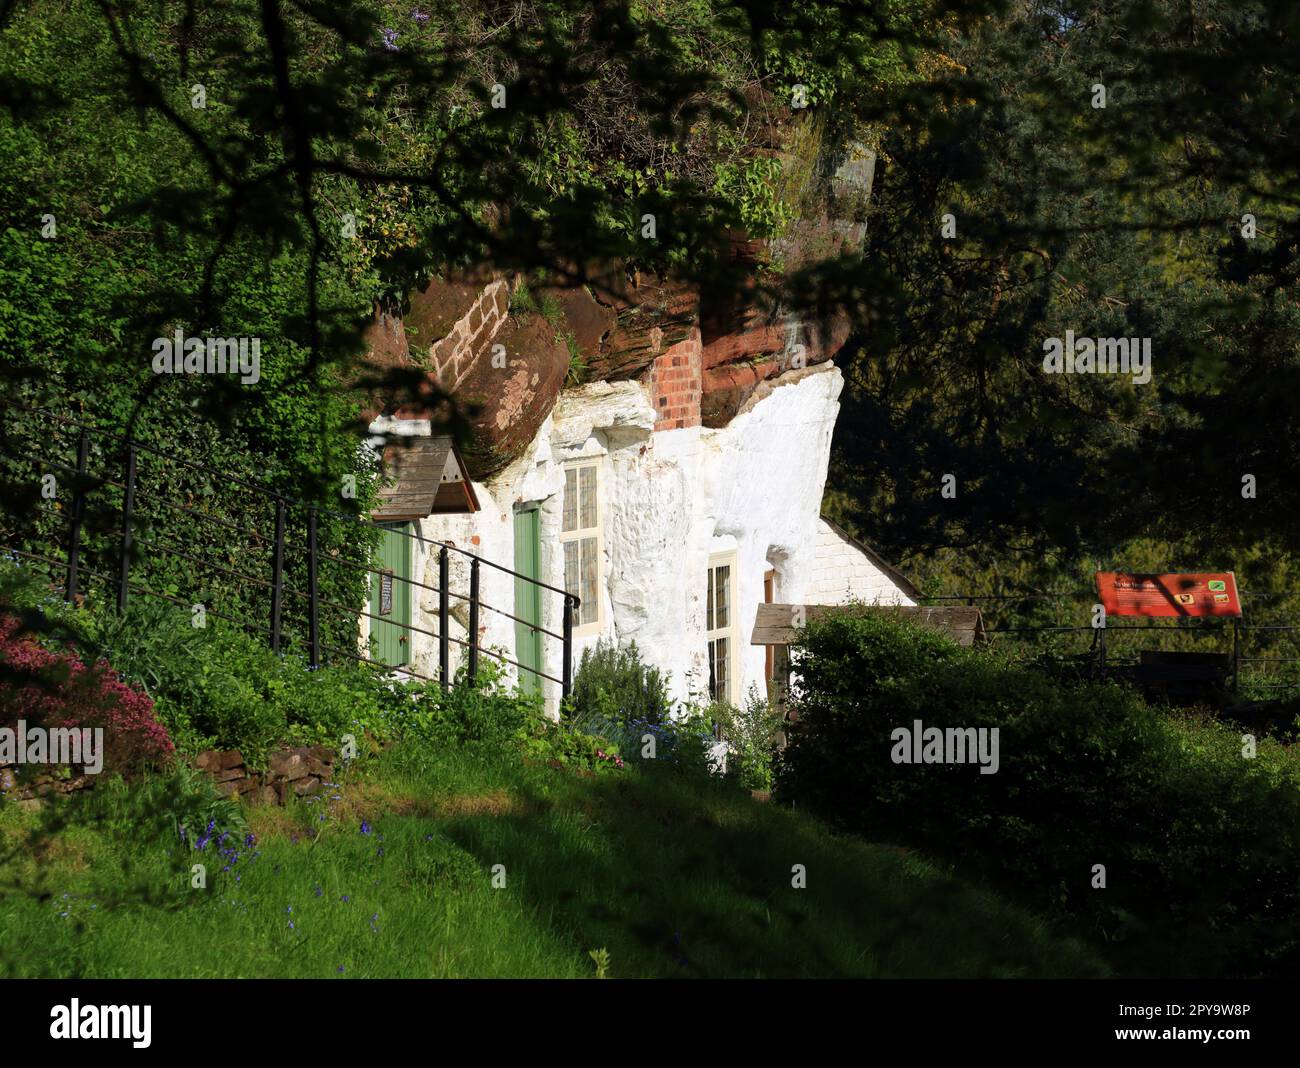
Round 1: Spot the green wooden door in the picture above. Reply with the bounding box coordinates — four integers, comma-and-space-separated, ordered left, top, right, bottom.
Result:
369, 522, 411, 667
513, 506, 542, 694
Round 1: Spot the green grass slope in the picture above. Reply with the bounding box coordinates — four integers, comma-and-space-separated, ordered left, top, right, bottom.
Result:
0, 750, 1105, 979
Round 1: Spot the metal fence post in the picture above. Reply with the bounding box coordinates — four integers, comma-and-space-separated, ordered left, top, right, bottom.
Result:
1232, 616, 1241, 695
308, 505, 320, 669
65, 428, 90, 602
439, 545, 450, 690
468, 556, 480, 685
562, 594, 575, 700
116, 444, 137, 612
270, 499, 286, 653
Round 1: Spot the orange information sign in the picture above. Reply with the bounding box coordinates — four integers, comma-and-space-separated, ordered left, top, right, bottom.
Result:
1095, 572, 1242, 618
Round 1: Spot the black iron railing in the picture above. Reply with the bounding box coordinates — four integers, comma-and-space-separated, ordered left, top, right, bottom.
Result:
919, 591, 1300, 696
0, 404, 577, 696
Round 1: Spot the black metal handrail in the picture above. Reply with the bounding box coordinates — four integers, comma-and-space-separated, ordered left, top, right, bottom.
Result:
0, 403, 578, 695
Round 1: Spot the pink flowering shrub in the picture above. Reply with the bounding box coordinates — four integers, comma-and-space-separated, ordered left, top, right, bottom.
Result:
0, 615, 174, 777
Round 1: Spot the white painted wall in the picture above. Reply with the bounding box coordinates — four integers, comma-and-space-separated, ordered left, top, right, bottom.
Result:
368, 362, 866, 717
807, 519, 917, 608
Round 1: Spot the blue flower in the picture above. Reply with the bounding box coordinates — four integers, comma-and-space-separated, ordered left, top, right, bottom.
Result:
379, 27, 399, 51
360, 820, 371, 835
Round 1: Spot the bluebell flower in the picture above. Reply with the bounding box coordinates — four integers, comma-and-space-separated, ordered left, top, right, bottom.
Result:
379, 27, 399, 51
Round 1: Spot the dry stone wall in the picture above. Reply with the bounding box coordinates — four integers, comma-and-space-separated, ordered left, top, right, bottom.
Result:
195, 745, 337, 805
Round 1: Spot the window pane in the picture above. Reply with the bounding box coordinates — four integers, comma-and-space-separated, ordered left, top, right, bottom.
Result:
715, 565, 730, 628
708, 638, 719, 702
562, 468, 577, 533
580, 536, 599, 624
715, 637, 729, 701
706, 569, 714, 631
564, 539, 578, 599
579, 465, 597, 529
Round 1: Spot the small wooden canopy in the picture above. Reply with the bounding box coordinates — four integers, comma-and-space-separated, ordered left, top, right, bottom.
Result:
371, 435, 480, 521
751, 603, 986, 648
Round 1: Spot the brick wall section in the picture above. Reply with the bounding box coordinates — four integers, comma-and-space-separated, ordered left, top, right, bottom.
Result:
427, 279, 510, 393
647, 328, 703, 430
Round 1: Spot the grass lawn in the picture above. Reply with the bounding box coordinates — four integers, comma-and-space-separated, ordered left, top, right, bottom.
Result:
0, 750, 1106, 978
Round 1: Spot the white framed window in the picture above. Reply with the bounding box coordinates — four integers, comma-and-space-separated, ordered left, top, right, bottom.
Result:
706, 552, 738, 705
561, 459, 602, 634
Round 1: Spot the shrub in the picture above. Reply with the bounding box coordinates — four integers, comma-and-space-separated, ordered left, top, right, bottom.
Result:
0, 614, 174, 778
568, 638, 672, 727
776, 608, 1300, 977
78, 600, 386, 766
713, 686, 785, 791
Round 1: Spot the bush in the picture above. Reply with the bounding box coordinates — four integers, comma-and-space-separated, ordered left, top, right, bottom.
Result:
568, 638, 672, 727
0, 614, 174, 779
776, 608, 1300, 977
713, 686, 785, 791
77, 600, 387, 766
3, 566, 621, 779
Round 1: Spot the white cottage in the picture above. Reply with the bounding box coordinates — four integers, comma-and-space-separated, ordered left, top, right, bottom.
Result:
357, 270, 915, 716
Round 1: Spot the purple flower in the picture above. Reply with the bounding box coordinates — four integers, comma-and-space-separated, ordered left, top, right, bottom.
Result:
337, 965, 345, 973
410, 8, 429, 23
379, 28, 399, 51
360, 820, 371, 835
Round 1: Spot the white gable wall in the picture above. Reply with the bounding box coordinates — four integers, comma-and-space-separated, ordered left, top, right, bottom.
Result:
808, 519, 917, 607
